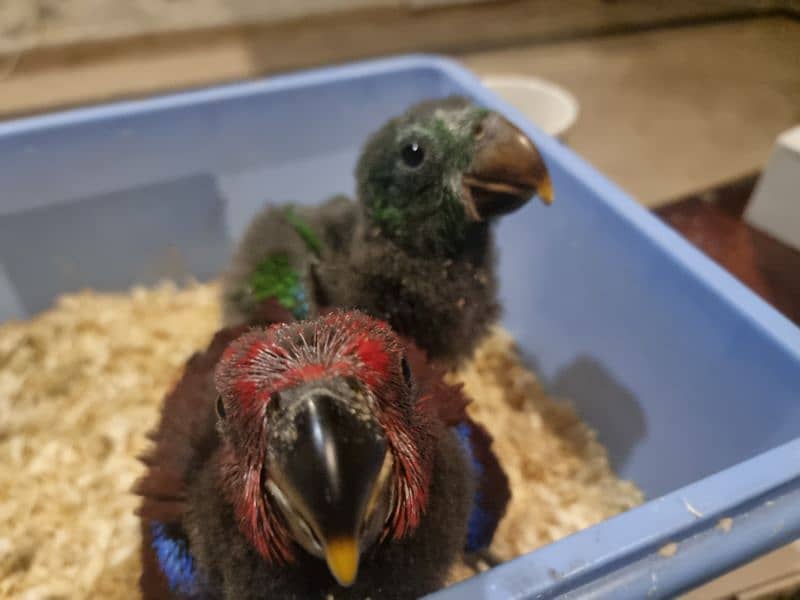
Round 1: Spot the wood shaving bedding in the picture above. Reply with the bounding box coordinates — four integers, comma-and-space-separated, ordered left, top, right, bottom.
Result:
0, 282, 642, 599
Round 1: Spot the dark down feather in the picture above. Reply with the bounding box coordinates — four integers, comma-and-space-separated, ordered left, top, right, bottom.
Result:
136, 302, 508, 599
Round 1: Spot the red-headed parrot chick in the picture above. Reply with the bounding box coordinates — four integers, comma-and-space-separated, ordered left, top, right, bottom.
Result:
136, 305, 509, 599
221, 96, 553, 365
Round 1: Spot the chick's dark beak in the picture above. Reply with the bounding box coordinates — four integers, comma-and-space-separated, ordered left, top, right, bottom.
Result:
265, 378, 390, 587
462, 112, 553, 220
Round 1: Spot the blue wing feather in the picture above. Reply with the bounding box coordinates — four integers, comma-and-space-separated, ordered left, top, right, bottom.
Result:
151, 521, 200, 596
454, 421, 510, 552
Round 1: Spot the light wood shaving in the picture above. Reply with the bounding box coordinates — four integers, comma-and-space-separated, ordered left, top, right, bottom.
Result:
0, 283, 642, 598
658, 542, 679, 558
0, 283, 220, 599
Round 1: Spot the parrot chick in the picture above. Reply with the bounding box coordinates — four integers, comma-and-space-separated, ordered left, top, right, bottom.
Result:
136, 306, 508, 599
222, 96, 553, 364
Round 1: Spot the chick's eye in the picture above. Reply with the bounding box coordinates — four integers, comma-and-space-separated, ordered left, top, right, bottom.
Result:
401, 142, 425, 168
401, 356, 412, 387
215, 395, 226, 419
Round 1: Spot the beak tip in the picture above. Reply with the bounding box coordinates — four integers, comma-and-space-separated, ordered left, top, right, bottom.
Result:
538, 175, 554, 205
325, 537, 360, 587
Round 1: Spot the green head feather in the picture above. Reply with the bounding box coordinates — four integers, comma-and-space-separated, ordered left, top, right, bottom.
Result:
356, 97, 490, 256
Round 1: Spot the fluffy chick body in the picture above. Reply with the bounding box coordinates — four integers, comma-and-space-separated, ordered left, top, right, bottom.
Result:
222, 97, 550, 364
136, 308, 500, 599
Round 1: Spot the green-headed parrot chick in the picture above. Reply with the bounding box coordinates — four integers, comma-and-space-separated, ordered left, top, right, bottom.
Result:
222, 97, 553, 364
136, 304, 509, 599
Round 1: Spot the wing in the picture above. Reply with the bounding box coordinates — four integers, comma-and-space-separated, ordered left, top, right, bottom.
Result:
135, 324, 245, 523
221, 196, 357, 326
136, 299, 294, 598
405, 341, 510, 553
452, 419, 510, 553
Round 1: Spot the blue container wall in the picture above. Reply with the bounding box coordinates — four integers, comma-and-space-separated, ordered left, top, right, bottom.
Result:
0, 66, 454, 315
495, 157, 800, 496
2, 56, 800, 597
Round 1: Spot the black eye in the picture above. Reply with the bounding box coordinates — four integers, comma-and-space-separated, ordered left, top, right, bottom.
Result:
401, 142, 425, 168
401, 356, 412, 387
216, 395, 226, 419
269, 391, 281, 410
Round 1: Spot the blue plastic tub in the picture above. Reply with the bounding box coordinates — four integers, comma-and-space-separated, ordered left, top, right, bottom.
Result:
2, 55, 800, 599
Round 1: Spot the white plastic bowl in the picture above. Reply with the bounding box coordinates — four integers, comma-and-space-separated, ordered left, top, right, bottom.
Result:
482, 75, 579, 141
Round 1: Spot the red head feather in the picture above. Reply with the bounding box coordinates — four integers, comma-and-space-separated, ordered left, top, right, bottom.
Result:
214, 310, 442, 564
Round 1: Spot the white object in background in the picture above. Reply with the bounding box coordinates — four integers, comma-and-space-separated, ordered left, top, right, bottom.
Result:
745, 125, 800, 250
482, 75, 579, 141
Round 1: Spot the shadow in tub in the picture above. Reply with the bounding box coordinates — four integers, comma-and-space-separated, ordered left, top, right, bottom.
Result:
519, 350, 646, 474
0, 174, 230, 320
